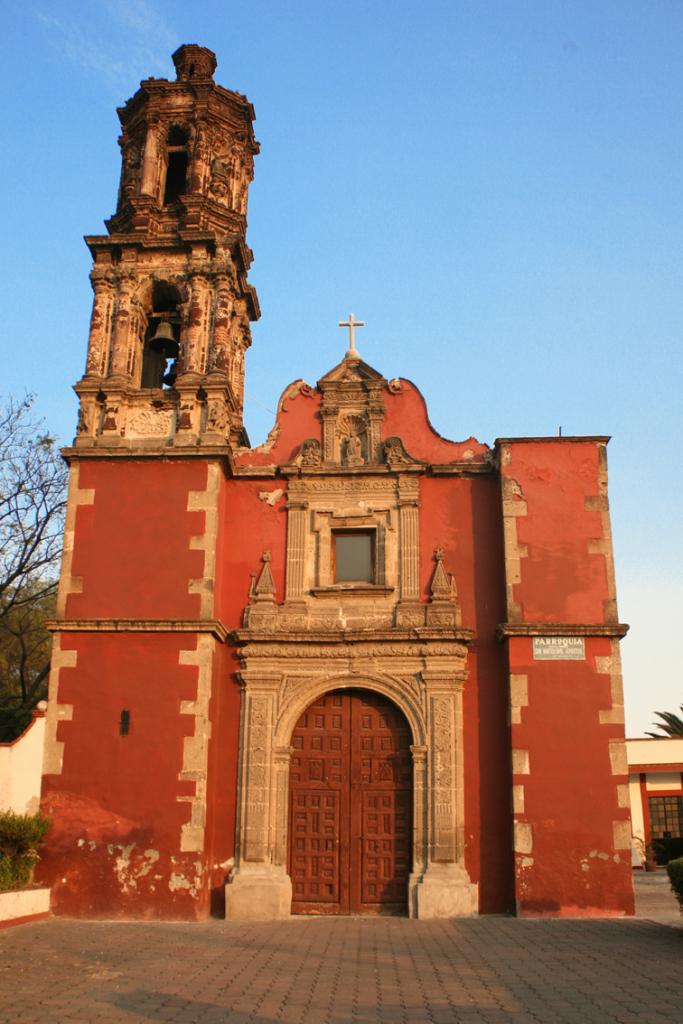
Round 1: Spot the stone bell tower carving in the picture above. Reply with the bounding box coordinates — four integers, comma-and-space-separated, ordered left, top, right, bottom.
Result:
74, 44, 260, 449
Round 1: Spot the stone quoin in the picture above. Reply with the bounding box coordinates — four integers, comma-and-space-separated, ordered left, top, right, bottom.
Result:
39, 45, 634, 920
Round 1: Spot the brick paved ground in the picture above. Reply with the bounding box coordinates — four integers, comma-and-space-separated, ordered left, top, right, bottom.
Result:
0, 877, 680, 1024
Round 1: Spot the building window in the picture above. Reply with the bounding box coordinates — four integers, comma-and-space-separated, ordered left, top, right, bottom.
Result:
333, 530, 375, 584
648, 795, 683, 839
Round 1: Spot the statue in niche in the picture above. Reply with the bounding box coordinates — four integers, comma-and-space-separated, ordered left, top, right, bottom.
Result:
345, 431, 364, 466
337, 413, 367, 466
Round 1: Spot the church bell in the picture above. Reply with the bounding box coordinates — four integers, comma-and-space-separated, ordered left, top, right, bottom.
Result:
149, 320, 179, 359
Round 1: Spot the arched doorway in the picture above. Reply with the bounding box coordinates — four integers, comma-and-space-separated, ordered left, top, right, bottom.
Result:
288, 689, 412, 915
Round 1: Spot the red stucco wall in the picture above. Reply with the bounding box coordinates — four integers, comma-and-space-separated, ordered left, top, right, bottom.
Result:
501, 440, 633, 916
41, 387, 631, 919
41, 460, 218, 918
67, 460, 208, 620
40, 632, 210, 919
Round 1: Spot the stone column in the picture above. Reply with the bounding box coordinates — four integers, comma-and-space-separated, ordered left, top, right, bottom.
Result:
174, 274, 210, 446
272, 746, 293, 868
230, 335, 247, 420
241, 688, 275, 864
190, 120, 211, 195
108, 275, 137, 381
182, 273, 211, 377
127, 300, 147, 384
408, 744, 428, 916
321, 405, 338, 463
367, 397, 385, 463
398, 478, 420, 601
225, 674, 293, 921
284, 503, 308, 602
140, 121, 163, 198
412, 668, 478, 918
84, 272, 115, 378
396, 476, 423, 627
210, 274, 233, 376
201, 273, 235, 444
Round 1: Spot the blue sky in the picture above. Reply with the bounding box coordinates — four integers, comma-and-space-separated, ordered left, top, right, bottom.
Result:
2, 1, 681, 734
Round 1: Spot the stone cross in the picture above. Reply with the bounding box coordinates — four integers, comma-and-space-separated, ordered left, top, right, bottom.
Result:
339, 313, 365, 357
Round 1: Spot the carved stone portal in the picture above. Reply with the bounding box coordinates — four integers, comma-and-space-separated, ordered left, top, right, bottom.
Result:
224, 640, 479, 921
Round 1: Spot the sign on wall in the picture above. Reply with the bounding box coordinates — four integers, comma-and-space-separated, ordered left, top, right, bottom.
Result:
532, 637, 585, 661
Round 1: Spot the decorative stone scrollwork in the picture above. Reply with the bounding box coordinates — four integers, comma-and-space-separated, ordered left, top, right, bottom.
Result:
119, 137, 142, 200
207, 133, 253, 215
299, 438, 322, 467
75, 404, 90, 436
384, 436, 415, 467
101, 401, 120, 434
127, 408, 173, 438
205, 397, 229, 436
176, 395, 195, 433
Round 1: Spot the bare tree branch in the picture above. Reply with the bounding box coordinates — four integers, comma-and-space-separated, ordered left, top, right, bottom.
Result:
0, 396, 68, 740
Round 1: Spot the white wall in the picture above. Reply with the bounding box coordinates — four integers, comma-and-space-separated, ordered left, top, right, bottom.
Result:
0, 707, 46, 815
626, 736, 683, 766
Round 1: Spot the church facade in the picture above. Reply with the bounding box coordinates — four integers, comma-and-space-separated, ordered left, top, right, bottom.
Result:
39, 46, 634, 920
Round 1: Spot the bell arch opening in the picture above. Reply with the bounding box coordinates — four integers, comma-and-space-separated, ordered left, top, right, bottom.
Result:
140, 281, 181, 388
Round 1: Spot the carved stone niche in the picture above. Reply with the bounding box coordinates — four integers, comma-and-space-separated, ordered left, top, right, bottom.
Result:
317, 354, 386, 465
224, 640, 478, 921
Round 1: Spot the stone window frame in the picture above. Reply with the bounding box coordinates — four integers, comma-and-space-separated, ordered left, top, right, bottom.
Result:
331, 527, 376, 584
309, 509, 394, 594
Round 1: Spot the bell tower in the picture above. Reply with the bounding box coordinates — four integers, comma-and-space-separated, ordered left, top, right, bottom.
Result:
75, 44, 259, 449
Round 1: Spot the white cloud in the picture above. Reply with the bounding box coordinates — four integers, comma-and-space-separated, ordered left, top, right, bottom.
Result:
103, 0, 176, 54
34, 1, 179, 91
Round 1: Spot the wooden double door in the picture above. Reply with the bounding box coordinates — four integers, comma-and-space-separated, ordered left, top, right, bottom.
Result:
289, 690, 412, 915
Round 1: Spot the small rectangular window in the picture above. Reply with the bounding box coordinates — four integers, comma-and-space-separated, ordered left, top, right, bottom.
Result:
333, 530, 375, 584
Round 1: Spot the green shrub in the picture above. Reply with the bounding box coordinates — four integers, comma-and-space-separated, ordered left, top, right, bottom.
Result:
667, 856, 683, 915
0, 811, 51, 892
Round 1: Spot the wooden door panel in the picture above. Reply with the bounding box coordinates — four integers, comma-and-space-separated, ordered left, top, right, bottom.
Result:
360, 790, 411, 907
289, 690, 410, 916
351, 692, 411, 912
290, 791, 340, 904
290, 693, 350, 913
